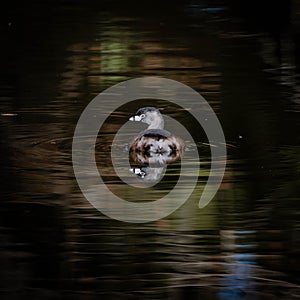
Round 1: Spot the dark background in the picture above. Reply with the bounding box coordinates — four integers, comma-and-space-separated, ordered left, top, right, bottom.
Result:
0, 1, 299, 299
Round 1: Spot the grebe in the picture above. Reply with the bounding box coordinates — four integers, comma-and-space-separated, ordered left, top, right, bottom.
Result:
129, 107, 184, 164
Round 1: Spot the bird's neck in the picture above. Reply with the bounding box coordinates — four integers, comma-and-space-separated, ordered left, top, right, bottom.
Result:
147, 116, 164, 130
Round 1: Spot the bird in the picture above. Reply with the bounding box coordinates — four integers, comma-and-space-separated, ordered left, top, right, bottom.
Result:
128, 107, 184, 164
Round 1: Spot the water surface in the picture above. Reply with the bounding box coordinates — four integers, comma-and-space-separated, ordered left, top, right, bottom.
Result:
1, 1, 299, 299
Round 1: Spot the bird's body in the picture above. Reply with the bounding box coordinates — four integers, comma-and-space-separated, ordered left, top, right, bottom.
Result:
129, 107, 184, 164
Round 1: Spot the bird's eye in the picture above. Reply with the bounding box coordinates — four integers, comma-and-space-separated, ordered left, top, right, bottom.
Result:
140, 114, 145, 118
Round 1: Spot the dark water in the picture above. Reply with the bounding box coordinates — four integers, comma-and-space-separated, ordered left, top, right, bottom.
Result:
1, 1, 300, 299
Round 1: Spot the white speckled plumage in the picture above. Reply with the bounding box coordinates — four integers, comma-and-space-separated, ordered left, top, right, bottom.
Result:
129, 107, 184, 164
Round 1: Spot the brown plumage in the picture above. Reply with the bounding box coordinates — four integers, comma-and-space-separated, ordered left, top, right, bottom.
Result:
129, 107, 185, 165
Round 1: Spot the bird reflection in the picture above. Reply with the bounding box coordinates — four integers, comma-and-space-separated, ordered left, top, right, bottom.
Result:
129, 164, 166, 183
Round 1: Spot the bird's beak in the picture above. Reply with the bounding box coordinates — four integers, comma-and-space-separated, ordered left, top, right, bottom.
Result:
129, 115, 142, 121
